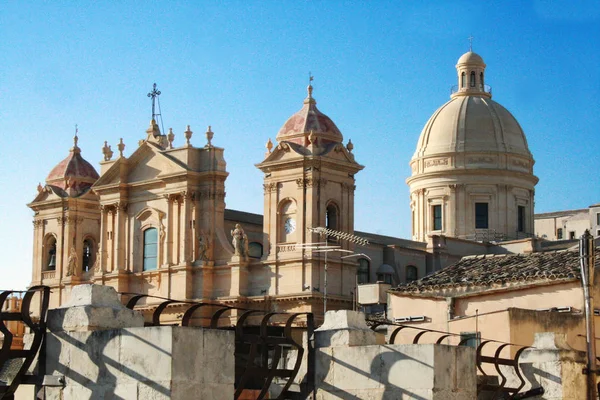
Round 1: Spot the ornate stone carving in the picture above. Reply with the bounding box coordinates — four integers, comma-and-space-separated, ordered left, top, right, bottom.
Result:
33, 220, 45, 229
511, 159, 529, 169
341, 182, 356, 192
263, 183, 278, 193
296, 178, 328, 188
197, 230, 211, 262
467, 156, 494, 164
93, 250, 102, 273
424, 158, 449, 168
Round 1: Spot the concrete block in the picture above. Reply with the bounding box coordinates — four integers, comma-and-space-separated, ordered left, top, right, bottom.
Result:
120, 327, 175, 384
315, 310, 376, 348
172, 327, 204, 383
202, 329, 235, 384
330, 345, 382, 390
47, 284, 144, 332
60, 284, 123, 309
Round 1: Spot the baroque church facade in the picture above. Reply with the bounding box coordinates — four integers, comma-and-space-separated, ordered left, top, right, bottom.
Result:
28, 50, 544, 322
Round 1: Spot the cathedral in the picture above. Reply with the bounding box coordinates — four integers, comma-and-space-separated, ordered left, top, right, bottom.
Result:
28, 50, 544, 322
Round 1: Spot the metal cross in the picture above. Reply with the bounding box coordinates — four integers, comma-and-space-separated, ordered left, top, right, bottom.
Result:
147, 83, 161, 120
468, 35, 474, 52
309, 72, 314, 85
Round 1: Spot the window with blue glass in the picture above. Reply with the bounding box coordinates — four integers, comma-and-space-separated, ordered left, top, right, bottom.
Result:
143, 228, 158, 271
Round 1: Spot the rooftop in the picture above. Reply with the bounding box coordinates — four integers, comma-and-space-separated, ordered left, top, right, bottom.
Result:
391, 248, 599, 296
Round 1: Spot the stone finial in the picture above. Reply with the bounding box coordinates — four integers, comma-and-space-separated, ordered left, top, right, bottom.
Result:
37, 183, 43, 193
205, 125, 213, 148
346, 139, 354, 152
183, 125, 193, 146
266, 138, 273, 154
102, 141, 113, 161
167, 128, 175, 149
117, 138, 125, 157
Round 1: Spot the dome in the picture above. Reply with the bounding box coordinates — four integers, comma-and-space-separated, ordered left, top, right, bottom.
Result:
46, 137, 99, 195
413, 96, 532, 159
276, 85, 343, 146
457, 51, 485, 66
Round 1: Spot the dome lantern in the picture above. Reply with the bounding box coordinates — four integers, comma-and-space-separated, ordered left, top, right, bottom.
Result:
452, 51, 491, 99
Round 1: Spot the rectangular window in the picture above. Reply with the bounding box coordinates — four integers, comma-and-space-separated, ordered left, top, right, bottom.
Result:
143, 228, 158, 271
569, 231, 576, 240
557, 228, 563, 239
432, 205, 442, 231
518, 206, 526, 232
475, 203, 489, 229
460, 332, 480, 348
597, 230, 600, 237
597, 213, 600, 225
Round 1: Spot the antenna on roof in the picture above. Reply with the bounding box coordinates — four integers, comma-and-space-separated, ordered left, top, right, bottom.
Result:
468, 35, 474, 52
147, 83, 166, 134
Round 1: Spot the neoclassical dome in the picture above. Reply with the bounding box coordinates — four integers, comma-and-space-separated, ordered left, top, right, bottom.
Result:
276, 85, 343, 146
46, 136, 99, 195
414, 96, 532, 159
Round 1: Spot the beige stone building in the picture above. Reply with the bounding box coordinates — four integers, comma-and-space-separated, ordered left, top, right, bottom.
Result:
535, 203, 600, 240
29, 49, 578, 326
30, 82, 467, 323
408, 51, 538, 243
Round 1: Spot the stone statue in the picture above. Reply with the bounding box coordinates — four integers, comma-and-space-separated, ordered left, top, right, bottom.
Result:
93, 249, 101, 273
231, 224, 247, 258
197, 230, 210, 262
66, 247, 78, 277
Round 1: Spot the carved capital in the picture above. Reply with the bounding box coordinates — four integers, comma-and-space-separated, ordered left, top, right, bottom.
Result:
263, 182, 278, 193
341, 182, 356, 192
32, 219, 45, 229
296, 178, 328, 188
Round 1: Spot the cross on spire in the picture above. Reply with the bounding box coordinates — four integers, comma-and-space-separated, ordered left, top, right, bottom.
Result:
147, 83, 161, 120
468, 35, 474, 52
309, 72, 314, 85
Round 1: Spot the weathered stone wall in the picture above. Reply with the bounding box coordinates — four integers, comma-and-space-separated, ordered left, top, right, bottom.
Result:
38, 284, 234, 400
314, 310, 477, 400
43, 326, 234, 400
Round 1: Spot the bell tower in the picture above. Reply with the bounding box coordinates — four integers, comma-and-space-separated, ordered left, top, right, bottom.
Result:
256, 83, 363, 303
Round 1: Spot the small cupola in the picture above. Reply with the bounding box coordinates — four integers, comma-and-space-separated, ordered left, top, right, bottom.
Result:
452, 51, 491, 99
45, 133, 99, 197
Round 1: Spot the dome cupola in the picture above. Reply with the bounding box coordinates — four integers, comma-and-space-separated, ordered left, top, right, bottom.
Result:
46, 134, 99, 196
276, 84, 343, 146
452, 51, 490, 99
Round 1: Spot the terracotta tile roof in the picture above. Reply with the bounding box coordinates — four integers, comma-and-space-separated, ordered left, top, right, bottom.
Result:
391, 248, 600, 294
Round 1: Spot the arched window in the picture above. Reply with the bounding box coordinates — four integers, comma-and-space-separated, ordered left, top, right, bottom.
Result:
44, 235, 57, 271
82, 239, 94, 272
143, 228, 158, 271
461, 72, 466, 88
326, 203, 338, 231
406, 266, 418, 282
470, 71, 476, 87
480, 72, 484, 90
357, 258, 370, 284
248, 242, 263, 259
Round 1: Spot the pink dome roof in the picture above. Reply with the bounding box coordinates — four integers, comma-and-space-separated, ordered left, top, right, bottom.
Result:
276, 86, 343, 146
46, 139, 99, 195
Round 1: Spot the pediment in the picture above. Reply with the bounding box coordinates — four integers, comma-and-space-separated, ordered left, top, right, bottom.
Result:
257, 141, 361, 170
94, 142, 188, 188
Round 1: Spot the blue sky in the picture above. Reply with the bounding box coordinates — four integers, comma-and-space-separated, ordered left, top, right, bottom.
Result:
1, 1, 599, 289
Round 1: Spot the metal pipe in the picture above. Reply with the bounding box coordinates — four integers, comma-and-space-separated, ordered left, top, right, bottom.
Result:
580, 230, 597, 400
